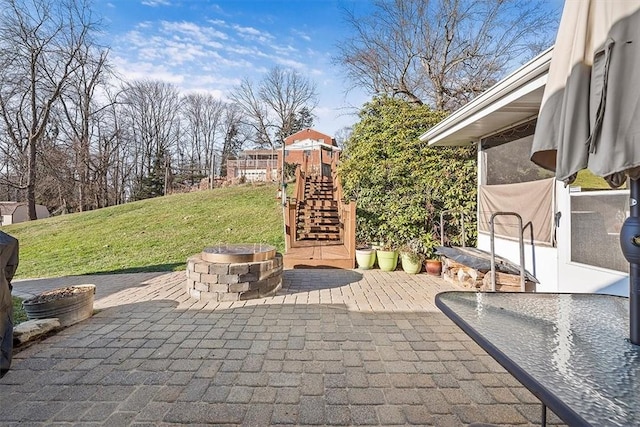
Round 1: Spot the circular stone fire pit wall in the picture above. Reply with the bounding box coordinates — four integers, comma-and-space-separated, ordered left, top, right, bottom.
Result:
186, 244, 282, 302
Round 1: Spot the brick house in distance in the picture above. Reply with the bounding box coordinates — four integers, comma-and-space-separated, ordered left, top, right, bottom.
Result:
280, 128, 340, 178
226, 128, 341, 182
225, 149, 279, 182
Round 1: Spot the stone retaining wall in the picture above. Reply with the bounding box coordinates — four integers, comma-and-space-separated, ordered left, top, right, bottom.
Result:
186, 253, 283, 301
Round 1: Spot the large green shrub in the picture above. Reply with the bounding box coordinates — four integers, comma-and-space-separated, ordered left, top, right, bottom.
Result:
339, 96, 477, 257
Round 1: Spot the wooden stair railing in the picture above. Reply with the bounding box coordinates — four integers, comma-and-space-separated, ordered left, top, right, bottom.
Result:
284, 166, 305, 252
283, 156, 356, 269
332, 160, 356, 264
289, 170, 340, 247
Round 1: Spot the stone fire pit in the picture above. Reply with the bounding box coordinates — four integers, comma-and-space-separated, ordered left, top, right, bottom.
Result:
186, 244, 282, 301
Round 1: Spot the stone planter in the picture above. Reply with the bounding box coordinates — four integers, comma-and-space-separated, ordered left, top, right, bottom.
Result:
22, 285, 95, 327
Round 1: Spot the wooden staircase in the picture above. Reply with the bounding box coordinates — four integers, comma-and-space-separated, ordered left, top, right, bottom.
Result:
283, 167, 355, 269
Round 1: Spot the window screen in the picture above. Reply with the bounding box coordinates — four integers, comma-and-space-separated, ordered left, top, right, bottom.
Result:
484, 134, 555, 185
570, 190, 628, 273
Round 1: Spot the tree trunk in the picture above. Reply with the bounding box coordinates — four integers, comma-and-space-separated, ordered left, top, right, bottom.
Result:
27, 136, 37, 220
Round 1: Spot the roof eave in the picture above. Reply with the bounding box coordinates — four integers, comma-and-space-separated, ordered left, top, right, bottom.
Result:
419, 47, 553, 146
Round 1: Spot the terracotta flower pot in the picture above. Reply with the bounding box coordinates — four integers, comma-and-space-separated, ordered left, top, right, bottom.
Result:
425, 259, 442, 276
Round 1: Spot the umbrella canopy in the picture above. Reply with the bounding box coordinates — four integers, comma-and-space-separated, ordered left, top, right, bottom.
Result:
531, 1, 640, 188
531, 0, 640, 345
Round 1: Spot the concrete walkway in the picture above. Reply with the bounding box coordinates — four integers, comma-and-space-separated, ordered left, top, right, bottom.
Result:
2, 269, 562, 426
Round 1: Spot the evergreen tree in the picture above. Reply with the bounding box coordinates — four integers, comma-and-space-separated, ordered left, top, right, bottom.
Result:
132, 151, 166, 200
339, 96, 477, 256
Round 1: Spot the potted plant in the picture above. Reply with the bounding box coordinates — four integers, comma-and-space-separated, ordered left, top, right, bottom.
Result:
354, 228, 378, 270
400, 239, 424, 274
424, 257, 443, 276
355, 242, 377, 270
376, 241, 399, 272
421, 236, 442, 276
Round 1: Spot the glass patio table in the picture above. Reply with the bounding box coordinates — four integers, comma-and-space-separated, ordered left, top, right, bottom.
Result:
435, 291, 640, 427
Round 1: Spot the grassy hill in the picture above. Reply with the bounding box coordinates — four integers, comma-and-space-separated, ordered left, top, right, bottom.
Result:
6, 183, 285, 279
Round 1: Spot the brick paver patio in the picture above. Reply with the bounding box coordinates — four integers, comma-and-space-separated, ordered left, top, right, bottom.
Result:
2, 269, 563, 426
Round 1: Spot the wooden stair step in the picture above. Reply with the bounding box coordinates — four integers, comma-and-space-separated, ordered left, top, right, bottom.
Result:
301, 200, 337, 208
299, 225, 341, 233
305, 198, 334, 202
297, 232, 342, 240
299, 213, 338, 219
299, 218, 340, 224
306, 187, 333, 192
305, 195, 334, 200
301, 218, 340, 225
301, 207, 338, 211
305, 190, 333, 195
298, 208, 338, 214
289, 240, 345, 248
305, 187, 333, 191
305, 188, 333, 193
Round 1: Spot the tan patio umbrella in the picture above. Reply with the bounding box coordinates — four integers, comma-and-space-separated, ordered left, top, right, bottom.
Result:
531, 0, 640, 344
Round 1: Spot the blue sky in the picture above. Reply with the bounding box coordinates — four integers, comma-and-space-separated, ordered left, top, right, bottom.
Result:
95, 1, 563, 138
96, 0, 370, 137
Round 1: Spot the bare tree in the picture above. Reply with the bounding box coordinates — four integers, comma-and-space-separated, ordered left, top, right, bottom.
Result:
219, 104, 249, 178
98, 89, 137, 206
122, 80, 182, 188
336, 0, 558, 110
231, 66, 318, 149
0, 0, 98, 219
334, 126, 352, 150
230, 77, 274, 149
60, 46, 110, 211
181, 93, 224, 181
260, 67, 318, 142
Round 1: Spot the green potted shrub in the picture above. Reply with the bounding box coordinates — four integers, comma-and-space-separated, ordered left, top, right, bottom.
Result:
355, 245, 377, 270
376, 241, 398, 272
400, 239, 424, 274
420, 234, 442, 276
355, 228, 377, 270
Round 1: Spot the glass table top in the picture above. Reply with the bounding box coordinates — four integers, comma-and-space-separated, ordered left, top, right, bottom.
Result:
435, 291, 640, 427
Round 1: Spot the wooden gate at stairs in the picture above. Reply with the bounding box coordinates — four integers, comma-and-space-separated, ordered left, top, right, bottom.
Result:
283, 165, 356, 269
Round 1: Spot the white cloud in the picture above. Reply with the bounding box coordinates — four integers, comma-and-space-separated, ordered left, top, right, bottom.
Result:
273, 57, 305, 70
160, 21, 228, 43
141, 0, 171, 6
111, 56, 185, 84
163, 40, 209, 63
271, 44, 297, 56
182, 87, 226, 99
291, 29, 311, 42
233, 24, 263, 37
232, 24, 274, 43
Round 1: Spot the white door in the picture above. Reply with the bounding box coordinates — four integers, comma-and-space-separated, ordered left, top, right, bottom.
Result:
555, 183, 629, 296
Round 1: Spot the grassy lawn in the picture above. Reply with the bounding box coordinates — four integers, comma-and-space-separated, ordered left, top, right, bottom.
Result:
572, 169, 611, 190
5, 183, 284, 279
12, 296, 27, 324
